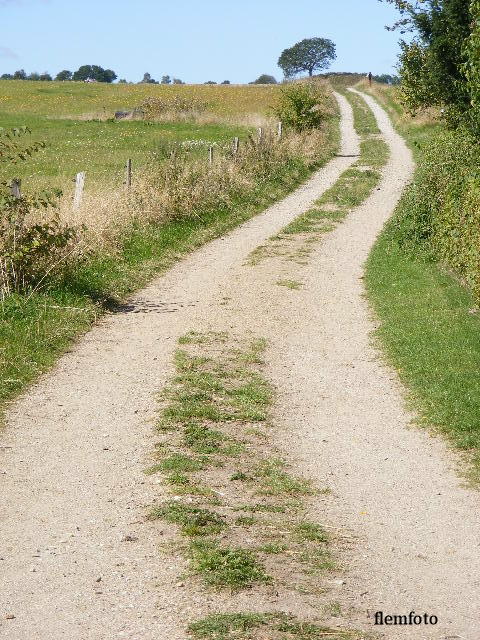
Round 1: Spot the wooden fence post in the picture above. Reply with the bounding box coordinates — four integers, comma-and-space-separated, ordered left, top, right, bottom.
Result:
10, 178, 21, 199
208, 146, 214, 164
277, 121, 283, 140
125, 159, 132, 189
73, 172, 85, 210
232, 137, 239, 157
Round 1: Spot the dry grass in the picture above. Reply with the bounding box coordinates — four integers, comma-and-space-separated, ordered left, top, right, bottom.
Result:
50, 124, 334, 258
0, 81, 281, 119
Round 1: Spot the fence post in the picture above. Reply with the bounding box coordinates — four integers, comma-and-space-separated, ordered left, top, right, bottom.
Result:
277, 121, 283, 141
258, 127, 264, 144
232, 137, 239, 157
73, 172, 86, 210
10, 178, 21, 199
208, 146, 214, 164
125, 159, 132, 190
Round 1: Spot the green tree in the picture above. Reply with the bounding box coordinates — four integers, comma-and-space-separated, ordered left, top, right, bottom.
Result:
13, 69, 26, 80
278, 38, 336, 78
140, 72, 158, 84
462, 0, 480, 131
72, 65, 117, 83
55, 70, 72, 81
373, 73, 400, 84
161, 75, 171, 84
251, 74, 277, 84
28, 72, 40, 81
383, 0, 472, 122
39, 72, 52, 81
102, 68, 117, 83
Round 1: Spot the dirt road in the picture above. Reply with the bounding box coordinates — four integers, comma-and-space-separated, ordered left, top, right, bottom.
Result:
1, 91, 479, 640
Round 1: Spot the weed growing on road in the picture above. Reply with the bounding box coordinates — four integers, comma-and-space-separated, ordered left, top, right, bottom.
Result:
276, 279, 303, 289
147, 331, 357, 634
189, 612, 362, 640
247, 90, 388, 268
344, 90, 380, 136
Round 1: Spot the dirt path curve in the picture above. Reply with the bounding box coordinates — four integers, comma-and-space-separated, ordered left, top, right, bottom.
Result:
0, 95, 359, 640
2, 90, 479, 640
259, 90, 480, 639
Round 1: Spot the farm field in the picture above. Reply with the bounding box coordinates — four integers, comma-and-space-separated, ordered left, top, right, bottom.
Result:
0, 81, 279, 191
0, 78, 338, 413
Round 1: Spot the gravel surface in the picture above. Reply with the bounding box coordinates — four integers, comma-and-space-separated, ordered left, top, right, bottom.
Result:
0, 95, 357, 640
2, 90, 478, 640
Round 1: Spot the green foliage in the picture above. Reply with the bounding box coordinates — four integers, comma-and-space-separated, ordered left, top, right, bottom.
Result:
273, 83, 330, 131
462, 0, 480, 133
55, 70, 72, 81
150, 501, 226, 536
189, 613, 358, 640
189, 540, 270, 589
278, 38, 336, 78
140, 72, 158, 84
0, 127, 77, 295
390, 127, 480, 298
295, 522, 328, 543
366, 212, 480, 478
373, 74, 401, 85
72, 65, 117, 83
189, 613, 268, 639
251, 74, 277, 84
253, 459, 313, 496
385, 0, 475, 127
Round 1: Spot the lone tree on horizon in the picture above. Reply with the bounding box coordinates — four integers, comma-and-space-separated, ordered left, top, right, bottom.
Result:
278, 37, 336, 77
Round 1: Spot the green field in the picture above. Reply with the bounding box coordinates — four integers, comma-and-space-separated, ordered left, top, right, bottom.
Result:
0, 79, 338, 416
0, 81, 277, 192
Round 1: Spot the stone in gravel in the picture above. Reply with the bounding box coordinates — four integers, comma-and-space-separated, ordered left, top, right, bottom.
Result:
121, 535, 138, 542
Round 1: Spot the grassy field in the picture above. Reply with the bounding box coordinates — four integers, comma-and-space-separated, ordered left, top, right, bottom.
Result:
0, 81, 279, 191
0, 80, 339, 416
363, 81, 480, 481
0, 80, 280, 118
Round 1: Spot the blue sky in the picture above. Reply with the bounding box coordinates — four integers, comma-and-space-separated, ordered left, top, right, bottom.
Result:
0, 0, 402, 83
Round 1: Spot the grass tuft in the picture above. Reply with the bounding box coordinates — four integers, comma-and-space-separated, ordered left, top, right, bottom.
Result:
150, 501, 226, 536
189, 612, 360, 640
254, 459, 314, 496
189, 540, 270, 590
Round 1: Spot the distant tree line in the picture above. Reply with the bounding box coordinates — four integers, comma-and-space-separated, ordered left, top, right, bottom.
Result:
1, 65, 117, 83
373, 74, 400, 85
138, 73, 186, 85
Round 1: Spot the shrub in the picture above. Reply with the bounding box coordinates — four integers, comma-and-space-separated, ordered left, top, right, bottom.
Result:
0, 128, 79, 296
390, 126, 480, 298
273, 82, 332, 131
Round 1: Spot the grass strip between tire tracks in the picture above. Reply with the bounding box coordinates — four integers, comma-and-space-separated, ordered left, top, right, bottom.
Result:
148, 331, 366, 638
